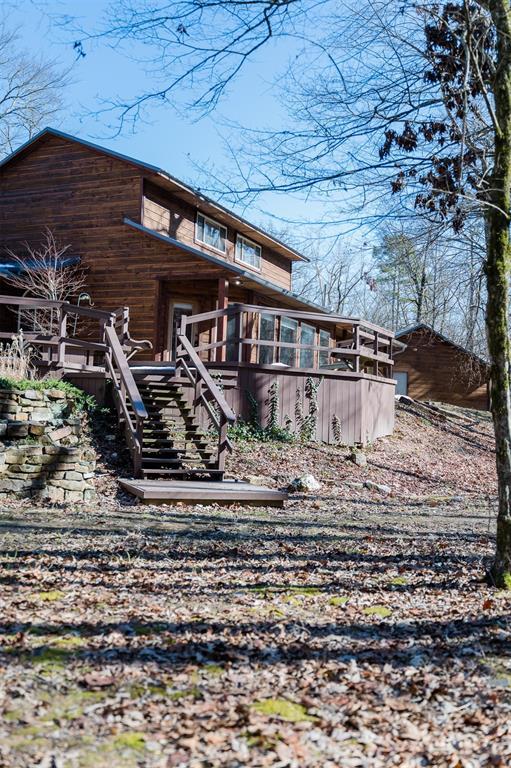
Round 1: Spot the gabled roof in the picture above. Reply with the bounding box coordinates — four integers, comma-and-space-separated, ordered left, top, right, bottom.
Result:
396, 322, 489, 367
0, 127, 307, 263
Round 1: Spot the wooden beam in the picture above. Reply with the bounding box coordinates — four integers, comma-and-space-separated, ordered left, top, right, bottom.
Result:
216, 278, 229, 363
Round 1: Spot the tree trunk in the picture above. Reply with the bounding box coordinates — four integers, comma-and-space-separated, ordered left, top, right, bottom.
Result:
487, 0, 511, 587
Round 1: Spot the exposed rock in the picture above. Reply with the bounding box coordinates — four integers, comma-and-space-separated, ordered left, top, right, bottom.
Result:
0, 386, 96, 502
31, 407, 52, 421
48, 425, 73, 442
289, 474, 321, 492
345, 481, 365, 490
47, 389, 67, 400
350, 451, 367, 468
7, 423, 28, 438
23, 389, 44, 401
364, 480, 391, 495
244, 474, 276, 488
29, 423, 46, 436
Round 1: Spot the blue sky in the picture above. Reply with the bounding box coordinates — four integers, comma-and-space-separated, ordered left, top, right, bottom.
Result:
7, 0, 340, 250
7, 0, 385, 267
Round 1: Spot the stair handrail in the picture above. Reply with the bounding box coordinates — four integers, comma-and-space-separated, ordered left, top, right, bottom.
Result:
104, 323, 148, 476
112, 306, 153, 359
176, 333, 235, 473
176, 333, 236, 423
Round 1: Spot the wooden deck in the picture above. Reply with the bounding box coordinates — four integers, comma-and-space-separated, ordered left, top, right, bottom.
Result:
119, 478, 288, 506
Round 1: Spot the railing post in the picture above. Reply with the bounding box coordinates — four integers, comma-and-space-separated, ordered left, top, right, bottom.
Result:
373, 331, 379, 376
235, 308, 243, 363
216, 277, 229, 363
122, 306, 130, 341
58, 307, 67, 368
217, 417, 228, 472
134, 414, 144, 478
354, 324, 360, 373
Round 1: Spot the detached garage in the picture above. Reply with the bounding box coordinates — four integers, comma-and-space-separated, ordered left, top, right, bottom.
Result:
394, 323, 489, 410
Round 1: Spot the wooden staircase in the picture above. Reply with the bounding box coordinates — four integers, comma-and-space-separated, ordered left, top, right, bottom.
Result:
131, 373, 224, 479
105, 325, 236, 480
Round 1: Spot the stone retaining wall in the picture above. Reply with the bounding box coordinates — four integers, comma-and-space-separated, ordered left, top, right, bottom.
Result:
0, 387, 96, 502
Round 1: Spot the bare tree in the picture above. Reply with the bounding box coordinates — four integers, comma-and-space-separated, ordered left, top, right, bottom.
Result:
3, 229, 87, 334
84, 0, 511, 584
0, 22, 67, 156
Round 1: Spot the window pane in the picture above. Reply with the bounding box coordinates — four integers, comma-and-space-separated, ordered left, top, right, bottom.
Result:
279, 317, 298, 367
197, 215, 204, 242
236, 237, 261, 269
226, 314, 237, 362
259, 313, 275, 365
319, 329, 331, 367
300, 323, 315, 368
197, 214, 226, 252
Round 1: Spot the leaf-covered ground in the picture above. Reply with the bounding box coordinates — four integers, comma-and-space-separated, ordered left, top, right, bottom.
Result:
1, 404, 510, 767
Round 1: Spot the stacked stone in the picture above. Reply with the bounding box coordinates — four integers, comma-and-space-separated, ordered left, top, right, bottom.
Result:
0, 387, 96, 502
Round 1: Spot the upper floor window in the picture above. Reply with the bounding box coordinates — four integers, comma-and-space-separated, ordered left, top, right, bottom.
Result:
196, 212, 227, 253
236, 235, 261, 271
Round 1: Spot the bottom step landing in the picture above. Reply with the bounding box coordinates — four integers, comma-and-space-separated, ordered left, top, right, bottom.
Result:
119, 479, 288, 507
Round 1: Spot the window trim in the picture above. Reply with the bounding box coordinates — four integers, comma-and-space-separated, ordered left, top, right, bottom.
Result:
235, 234, 262, 272
195, 212, 227, 255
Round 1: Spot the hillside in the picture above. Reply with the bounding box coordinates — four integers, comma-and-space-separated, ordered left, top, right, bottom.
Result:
227, 400, 496, 503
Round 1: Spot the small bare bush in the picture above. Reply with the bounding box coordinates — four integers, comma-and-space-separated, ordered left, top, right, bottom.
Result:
3, 228, 87, 334
0, 331, 33, 381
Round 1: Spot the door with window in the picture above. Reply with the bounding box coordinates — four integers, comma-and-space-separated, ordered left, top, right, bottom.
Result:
394, 371, 408, 396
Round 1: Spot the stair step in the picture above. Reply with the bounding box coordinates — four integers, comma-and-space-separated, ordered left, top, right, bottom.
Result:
142, 424, 202, 434
141, 468, 224, 478
141, 457, 217, 467
142, 448, 214, 458
142, 422, 201, 431
142, 438, 206, 449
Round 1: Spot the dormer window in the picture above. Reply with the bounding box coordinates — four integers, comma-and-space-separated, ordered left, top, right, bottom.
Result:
196, 212, 227, 253
236, 235, 261, 271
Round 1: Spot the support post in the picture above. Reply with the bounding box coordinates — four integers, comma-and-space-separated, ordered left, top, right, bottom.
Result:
373, 331, 379, 376
58, 307, 67, 368
354, 324, 360, 373
216, 277, 229, 363
217, 418, 228, 472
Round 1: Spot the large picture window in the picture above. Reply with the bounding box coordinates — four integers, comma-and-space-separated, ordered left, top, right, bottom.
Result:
279, 317, 298, 367
300, 323, 316, 368
319, 329, 331, 367
196, 213, 227, 253
259, 313, 275, 365
235, 235, 261, 271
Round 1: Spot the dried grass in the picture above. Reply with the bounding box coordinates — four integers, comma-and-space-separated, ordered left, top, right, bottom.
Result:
0, 331, 33, 381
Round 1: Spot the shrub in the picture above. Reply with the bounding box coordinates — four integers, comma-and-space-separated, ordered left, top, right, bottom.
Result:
0, 376, 96, 412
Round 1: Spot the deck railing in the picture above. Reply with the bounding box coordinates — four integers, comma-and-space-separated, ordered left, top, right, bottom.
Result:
0, 295, 149, 476
176, 332, 236, 472
180, 303, 395, 378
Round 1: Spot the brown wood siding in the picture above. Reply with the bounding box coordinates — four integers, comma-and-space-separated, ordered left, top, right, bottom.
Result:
0, 134, 229, 357
394, 329, 489, 410
188, 366, 394, 446
142, 181, 292, 290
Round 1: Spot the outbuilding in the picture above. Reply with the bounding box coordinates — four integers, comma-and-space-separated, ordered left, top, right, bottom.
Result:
394, 323, 489, 410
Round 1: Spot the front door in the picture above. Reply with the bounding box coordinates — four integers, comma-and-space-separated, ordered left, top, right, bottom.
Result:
166, 302, 196, 361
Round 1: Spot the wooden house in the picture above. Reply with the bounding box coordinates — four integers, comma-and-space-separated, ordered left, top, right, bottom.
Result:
0, 128, 398, 479
394, 324, 489, 410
